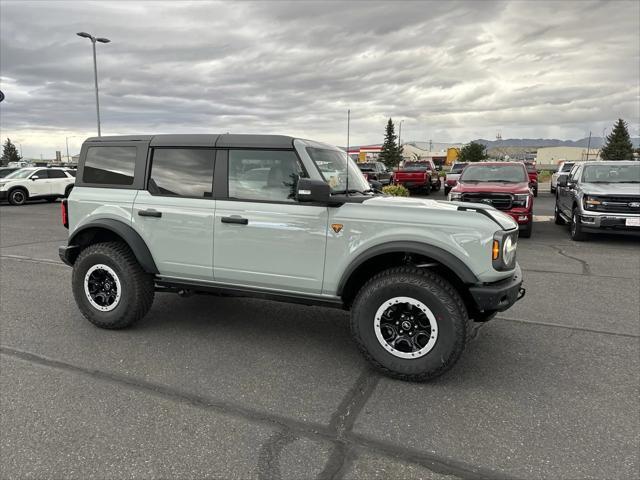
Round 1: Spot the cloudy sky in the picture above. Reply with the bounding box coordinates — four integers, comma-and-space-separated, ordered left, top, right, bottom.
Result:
1, 0, 638, 158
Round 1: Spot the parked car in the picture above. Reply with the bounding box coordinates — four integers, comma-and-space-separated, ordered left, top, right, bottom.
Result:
357, 162, 393, 185
0, 167, 75, 205
393, 159, 441, 194
444, 162, 468, 196
550, 161, 575, 193
555, 161, 640, 241
0, 167, 20, 178
525, 162, 538, 197
449, 162, 534, 237
59, 134, 524, 381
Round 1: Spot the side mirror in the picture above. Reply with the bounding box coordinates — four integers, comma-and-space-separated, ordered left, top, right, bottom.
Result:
296, 178, 331, 204
31, 175, 39, 180
557, 176, 568, 187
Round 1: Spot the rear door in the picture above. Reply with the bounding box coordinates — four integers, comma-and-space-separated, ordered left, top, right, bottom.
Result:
132, 147, 216, 280
46, 169, 71, 195
213, 149, 328, 293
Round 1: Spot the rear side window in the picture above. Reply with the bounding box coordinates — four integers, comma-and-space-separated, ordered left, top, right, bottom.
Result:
48, 170, 67, 179
148, 149, 214, 198
83, 146, 136, 185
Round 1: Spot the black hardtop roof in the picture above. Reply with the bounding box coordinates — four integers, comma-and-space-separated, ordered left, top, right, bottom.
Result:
84, 134, 296, 149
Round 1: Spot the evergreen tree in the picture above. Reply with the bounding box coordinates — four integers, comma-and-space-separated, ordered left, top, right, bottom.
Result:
458, 141, 488, 162
379, 118, 403, 169
1, 138, 22, 166
600, 119, 634, 160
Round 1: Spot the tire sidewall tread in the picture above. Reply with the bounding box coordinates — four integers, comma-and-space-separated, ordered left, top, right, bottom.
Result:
72, 241, 154, 329
350, 267, 468, 382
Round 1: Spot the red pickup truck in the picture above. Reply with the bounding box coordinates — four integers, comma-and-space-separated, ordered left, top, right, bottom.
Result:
448, 162, 534, 237
393, 160, 441, 194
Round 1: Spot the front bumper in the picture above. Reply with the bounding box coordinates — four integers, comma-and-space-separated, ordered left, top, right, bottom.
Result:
579, 213, 640, 231
504, 208, 533, 225
58, 245, 79, 266
469, 264, 525, 313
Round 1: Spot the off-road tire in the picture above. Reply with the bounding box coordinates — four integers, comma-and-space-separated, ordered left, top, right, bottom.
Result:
72, 241, 155, 329
350, 267, 468, 382
570, 208, 587, 241
8, 188, 27, 206
554, 202, 565, 225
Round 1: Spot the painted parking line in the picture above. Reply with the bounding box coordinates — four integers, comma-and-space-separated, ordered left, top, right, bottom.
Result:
534, 215, 553, 222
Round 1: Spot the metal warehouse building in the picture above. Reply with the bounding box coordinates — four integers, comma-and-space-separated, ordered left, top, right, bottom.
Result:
536, 147, 601, 165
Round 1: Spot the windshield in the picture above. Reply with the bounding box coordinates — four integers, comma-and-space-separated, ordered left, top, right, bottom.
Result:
306, 147, 371, 193
402, 162, 429, 171
560, 162, 574, 173
357, 164, 375, 172
3, 169, 34, 179
460, 164, 528, 183
450, 163, 467, 173
582, 164, 640, 183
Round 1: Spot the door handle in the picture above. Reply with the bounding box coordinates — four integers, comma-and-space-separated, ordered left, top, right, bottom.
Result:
138, 209, 162, 218
221, 216, 248, 225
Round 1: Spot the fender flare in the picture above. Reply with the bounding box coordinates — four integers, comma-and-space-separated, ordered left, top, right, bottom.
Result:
336, 241, 479, 296
69, 218, 159, 274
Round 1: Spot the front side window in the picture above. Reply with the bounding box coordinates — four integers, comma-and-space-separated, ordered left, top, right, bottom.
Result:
228, 150, 305, 202
83, 146, 136, 185
33, 170, 49, 179
450, 163, 467, 174
149, 149, 214, 198
306, 147, 370, 193
459, 164, 528, 183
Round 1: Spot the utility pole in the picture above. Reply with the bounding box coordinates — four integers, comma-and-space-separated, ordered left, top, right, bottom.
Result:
66, 137, 70, 162
429, 139, 432, 152
585, 131, 592, 161
398, 120, 404, 149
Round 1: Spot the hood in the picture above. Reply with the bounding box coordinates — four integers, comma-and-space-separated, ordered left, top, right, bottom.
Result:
453, 181, 530, 194
361, 195, 517, 230
582, 183, 640, 196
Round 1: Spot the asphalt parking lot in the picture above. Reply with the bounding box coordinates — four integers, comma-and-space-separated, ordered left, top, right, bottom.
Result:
1, 190, 638, 479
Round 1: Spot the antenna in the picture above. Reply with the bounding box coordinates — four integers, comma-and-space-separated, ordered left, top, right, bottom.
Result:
346, 109, 350, 196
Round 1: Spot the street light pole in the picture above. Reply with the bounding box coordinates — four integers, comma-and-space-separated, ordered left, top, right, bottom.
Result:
398, 120, 404, 148
77, 32, 110, 137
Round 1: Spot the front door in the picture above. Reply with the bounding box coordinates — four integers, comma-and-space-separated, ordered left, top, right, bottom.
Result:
132, 148, 216, 280
558, 164, 580, 215
28, 169, 52, 197
213, 149, 328, 294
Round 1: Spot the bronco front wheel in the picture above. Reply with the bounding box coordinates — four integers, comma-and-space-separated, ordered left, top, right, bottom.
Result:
350, 267, 468, 381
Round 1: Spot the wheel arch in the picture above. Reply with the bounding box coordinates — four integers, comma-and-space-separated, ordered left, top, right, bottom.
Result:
8, 185, 29, 198
68, 219, 159, 274
337, 242, 479, 309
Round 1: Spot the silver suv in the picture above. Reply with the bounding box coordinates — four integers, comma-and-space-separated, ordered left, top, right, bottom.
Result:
59, 134, 524, 381
555, 161, 640, 240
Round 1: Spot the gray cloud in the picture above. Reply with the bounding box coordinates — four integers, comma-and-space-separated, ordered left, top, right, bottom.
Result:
0, 0, 638, 158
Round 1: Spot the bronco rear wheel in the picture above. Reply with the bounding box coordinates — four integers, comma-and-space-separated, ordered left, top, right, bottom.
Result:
72, 241, 155, 329
350, 267, 468, 381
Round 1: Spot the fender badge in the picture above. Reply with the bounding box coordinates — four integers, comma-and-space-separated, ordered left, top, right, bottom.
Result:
331, 223, 343, 233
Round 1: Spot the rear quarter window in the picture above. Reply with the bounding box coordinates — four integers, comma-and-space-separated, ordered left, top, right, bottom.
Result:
82, 146, 137, 185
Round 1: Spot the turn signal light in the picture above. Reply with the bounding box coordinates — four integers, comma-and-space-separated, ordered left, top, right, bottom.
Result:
492, 240, 500, 260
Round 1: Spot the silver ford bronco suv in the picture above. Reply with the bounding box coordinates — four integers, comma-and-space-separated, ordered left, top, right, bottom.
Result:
59, 134, 524, 381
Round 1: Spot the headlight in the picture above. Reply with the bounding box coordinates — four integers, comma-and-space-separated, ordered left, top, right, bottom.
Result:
492, 230, 518, 271
513, 194, 530, 208
583, 195, 601, 209
449, 192, 462, 201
